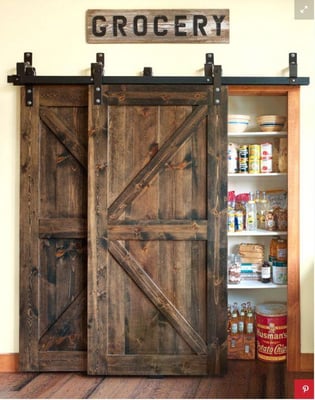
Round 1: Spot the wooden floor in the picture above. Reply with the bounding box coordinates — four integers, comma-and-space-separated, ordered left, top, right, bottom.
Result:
0, 360, 313, 399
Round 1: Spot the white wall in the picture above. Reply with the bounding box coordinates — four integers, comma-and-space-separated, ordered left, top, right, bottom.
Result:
0, 0, 314, 354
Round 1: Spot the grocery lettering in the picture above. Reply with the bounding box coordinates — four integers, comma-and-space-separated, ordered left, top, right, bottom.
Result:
91, 14, 226, 38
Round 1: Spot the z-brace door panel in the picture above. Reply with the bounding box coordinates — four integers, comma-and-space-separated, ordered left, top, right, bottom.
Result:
88, 84, 228, 376
19, 86, 88, 371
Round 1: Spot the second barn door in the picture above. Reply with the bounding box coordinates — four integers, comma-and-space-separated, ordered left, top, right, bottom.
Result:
88, 84, 227, 376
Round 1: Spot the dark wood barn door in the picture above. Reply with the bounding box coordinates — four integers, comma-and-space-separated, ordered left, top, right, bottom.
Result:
88, 84, 228, 375
20, 86, 88, 371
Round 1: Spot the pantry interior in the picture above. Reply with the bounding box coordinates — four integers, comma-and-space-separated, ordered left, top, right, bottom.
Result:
226, 85, 300, 366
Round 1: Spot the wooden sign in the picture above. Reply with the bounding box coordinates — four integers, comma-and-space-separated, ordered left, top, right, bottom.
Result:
86, 9, 229, 43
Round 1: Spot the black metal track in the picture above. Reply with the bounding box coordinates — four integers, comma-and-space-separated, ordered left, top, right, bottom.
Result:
7, 74, 309, 86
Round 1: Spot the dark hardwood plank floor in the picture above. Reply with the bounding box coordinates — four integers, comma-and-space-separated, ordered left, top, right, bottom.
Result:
0, 361, 313, 399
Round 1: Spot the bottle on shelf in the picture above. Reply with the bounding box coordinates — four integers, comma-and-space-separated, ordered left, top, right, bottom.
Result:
265, 209, 276, 231
238, 303, 246, 334
245, 192, 257, 231
245, 302, 254, 335
227, 201, 235, 233
228, 254, 241, 284
257, 191, 269, 229
261, 261, 272, 283
227, 305, 232, 334
231, 302, 239, 336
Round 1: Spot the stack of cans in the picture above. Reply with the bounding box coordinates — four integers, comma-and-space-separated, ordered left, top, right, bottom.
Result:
239, 145, 249, 173
228, 142, 273, 173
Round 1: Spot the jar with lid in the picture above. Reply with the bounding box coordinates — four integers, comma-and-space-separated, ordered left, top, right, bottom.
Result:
276, 239, 287, 261
272, 261, 288, 285
228, 254, 241, 284
275, 208, 288, 231
269, 237, 279, 261
265, 209, 276, 231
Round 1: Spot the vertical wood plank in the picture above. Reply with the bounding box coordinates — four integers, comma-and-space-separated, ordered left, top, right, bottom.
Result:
107, 103, 127, 355
125, 104, 160, 355
207, 86, 228, 375
20, 87, 40, 371
286, 86, 300, 372
87, 87, 109, 374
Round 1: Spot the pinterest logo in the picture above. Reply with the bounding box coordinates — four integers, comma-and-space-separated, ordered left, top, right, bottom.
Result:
294, 379, 314, 399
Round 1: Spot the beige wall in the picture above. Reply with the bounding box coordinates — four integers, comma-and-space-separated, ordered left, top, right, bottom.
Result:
0, 0, 314, 354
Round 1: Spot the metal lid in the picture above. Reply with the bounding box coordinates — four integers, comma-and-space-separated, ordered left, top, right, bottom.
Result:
256, 302, 287, 316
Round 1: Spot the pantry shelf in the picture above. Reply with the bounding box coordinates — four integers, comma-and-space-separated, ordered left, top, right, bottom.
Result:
228, 281, 287, 290
228, 229, 288, 237
228, 131, 287, 138
228, 173, 287, 177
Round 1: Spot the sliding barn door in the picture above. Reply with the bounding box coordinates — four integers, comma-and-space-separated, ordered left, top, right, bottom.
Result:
88, 84, 228, 376
20, 86, 88, 371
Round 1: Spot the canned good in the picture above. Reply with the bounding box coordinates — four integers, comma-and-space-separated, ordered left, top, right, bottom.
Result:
249, 157, 260, 174
239, 158, 249, 173
228, 143, 238, 173
239, 145, 249, 158
272, 261, 287, 285
256, 303, 287, 362
249, 144, 260, 158
260, 157, 272, 173
260, 142, 273, 157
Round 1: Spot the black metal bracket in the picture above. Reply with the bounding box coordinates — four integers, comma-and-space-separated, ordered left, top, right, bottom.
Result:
289, 52, 298, 84
91, 53, 104, 105
15, 52, 36, 106
213, 65, 222, 105
143, 67, 153, 77
204, 53, 214, 77
204, 54, 222, 104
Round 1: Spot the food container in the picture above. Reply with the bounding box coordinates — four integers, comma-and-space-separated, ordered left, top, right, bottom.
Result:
272, 261, 287, 285
260, 142, 273, 157
228, 254, 241, 284
249, 158, 260, 174
260, 157, 272, 173
276, 239, 287, 261
256, 302, 287, 362
228, 143, 238, 173
274, 208, 287, 231
249, 144, 260, 158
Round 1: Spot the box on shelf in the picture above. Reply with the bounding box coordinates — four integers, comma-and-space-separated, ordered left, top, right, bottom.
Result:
227, 334, 256, 360
240, 263, 261, 281
239, 243, 264, 265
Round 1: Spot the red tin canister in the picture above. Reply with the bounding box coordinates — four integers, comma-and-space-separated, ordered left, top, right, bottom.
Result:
255, 302, 287, 362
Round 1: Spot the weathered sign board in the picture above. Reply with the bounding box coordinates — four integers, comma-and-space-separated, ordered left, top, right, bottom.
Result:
86, 9, 229, 43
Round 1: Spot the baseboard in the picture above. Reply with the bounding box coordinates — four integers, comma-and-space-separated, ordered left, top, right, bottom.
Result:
0, 353, 19, 372
300, 353, 314, 372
